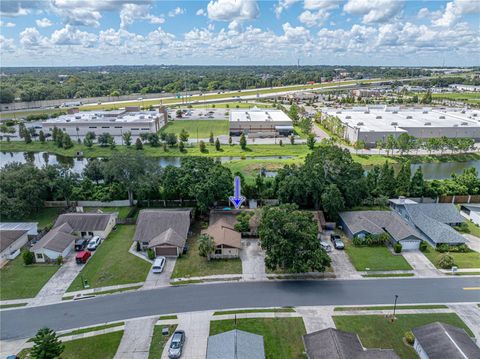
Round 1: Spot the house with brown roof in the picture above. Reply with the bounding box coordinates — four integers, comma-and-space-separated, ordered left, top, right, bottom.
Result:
203, 212, 242, 259
133, 209, 191, 257
31, 223, 77, 263
54, 212, 117, 239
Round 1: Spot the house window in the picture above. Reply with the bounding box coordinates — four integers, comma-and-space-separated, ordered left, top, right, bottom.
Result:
88, 232, 94, 236
36, 253, 43, 259
215, 249, 222, 254
81, 231, 86, 237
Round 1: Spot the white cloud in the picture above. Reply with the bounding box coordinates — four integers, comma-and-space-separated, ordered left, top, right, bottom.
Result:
343, 0, 404, 23
196, 8, 206, 16
168, 7, 185, 17
274, 0, 301, 18
0, 21, 16, 27
207, 0, 259, 21
36, 17, 53, 28
120, 3, 164, 28
19, 27, 48, 48
50, 25, 97, 47
0, 35, 15, 52
433, 0, 480, 27
304, 0, 341, 11
0, 0, 47, 17
298, 9, 330, 27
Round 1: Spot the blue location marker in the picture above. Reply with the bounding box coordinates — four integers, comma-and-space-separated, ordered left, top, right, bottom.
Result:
229, 176, 246, 209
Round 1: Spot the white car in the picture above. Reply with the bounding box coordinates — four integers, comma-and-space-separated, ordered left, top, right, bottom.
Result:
86, 236, 101, 251
320, 240, 332, 252
152, 256, 166, 273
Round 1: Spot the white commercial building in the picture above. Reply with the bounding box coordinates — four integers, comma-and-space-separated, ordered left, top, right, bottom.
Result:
229, 108, 293, 137
322, 106, 480, 145
449, 84, 480, 92
42, 107, 164, 138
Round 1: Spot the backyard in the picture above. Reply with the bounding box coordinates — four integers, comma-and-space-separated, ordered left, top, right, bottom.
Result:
160, 119, 229, 138
333, 313, 474, 359
67, 225, 151, 292
209, 317, 306, 359
0, 256, 60, 300
84, 206, 133, 219
422, 247, 480, 269
19, 207, 62, 229
345, 242, 413, 272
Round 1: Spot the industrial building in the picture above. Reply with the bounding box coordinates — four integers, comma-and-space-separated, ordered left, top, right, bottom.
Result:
321, 106, 480, 145
229, 108, 293, 137
42, 106, 165, 138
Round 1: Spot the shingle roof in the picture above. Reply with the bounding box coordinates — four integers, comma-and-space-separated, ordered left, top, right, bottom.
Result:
404, 204, 465, 225
31, 223, 77, 253
54, 213, 115, 232
133, 209, 191, 249
303, 328, 399, 359
0, 222, 38, 235
206, 330, 265, 359
203, 213, 242, 249
412, 322, 480, 359
0, 230, 28, 252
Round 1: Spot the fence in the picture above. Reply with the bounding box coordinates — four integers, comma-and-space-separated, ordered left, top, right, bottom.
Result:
44, 200, 136, 207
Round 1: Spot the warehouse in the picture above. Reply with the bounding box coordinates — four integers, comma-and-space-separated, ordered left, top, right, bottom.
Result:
229, 108, 293, 137
321, 106, 480, 145
42, 106, 165, 138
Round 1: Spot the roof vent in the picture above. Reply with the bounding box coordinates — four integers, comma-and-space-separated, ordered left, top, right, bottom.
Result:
390, 122, 398, 126
346, 115, 351, 119
357, 122, 364, 126
439, 115, 445, 119
376, 116, 382, 119
364, 110, 370, 114
392, 110, 398, 114
424, 122, 431, 126
453, 124, 459, 127
461, 122, 468, 126
336, 111, 342, 114
423, 110, 428, 114
406, 115, 413, 119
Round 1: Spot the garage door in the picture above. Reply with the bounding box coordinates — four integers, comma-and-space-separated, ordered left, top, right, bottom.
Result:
155, 246, 178, 256
400, 240, 420, 251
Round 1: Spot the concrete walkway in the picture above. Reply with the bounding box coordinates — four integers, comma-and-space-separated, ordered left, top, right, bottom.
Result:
296, 306, 336, 333
64, 282, 144, 298
402, 250, 441, 277
448, 303, 480, 342
161, 311, 212, 359
0, 339, 28, 358
114, 317, 158, 359
240, 239, 267, 281
142, 258, 176, 290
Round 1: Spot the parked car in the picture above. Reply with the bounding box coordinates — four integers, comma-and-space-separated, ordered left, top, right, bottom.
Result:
86, 236, 101, 251
74, 238, 88, 251
168, 330, 185, 358
152, 256, 166, 273
75, 251, 91, 264
320, 240, 332, 252
331, 234, 345, 250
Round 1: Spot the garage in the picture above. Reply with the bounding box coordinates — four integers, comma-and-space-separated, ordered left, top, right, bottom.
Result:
399, 239, 421, 251
155, 246, 178, 256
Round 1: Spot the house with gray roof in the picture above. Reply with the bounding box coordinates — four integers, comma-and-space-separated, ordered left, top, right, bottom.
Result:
206, 329, 265, 359
412, 322, 480, 359
460, 204, 480, 226
0, 229, 29, 265
133, 209, 191, 257
31, 223, 77, 263
390, 200, 466, 247
303, 328, 399, 359
54, 212, 117, 239
338, 211, 424, 250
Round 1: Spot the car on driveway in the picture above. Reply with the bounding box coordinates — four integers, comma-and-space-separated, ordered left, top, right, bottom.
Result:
331, 234, 345, 250
86, 236, 101, 251
152, 256, 166, 273
320, 240, 332, 252
75, 251, 91, 264
168, 330, 185, 358
74, 238, 88, 251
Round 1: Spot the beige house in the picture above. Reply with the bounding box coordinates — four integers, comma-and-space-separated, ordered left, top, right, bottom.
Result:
54, 212, 117, 239
203, 212, 242, 259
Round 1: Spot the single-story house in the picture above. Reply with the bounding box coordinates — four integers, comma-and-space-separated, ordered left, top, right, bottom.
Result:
338, 211, 424, 250
206, 329, 265, 359
54, 212, 117, 239
0, 229, 29, 265
460, 204, 480, 226
303, 328, 399, 359
202, 212, 242, 259
390, 199, 466, 247
31, 223, 77, 263
133, 209, 191, 257
412, 322, 480, 359
0, 222, 38, 237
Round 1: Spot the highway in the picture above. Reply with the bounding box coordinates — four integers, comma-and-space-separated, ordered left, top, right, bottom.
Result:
2, 277, 479, 340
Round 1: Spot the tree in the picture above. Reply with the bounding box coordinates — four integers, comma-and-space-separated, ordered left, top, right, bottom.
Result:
123, 131, 132, 146
321, 184, 345, 221
396, 162, 411, 196
165, 133, 178, 147
83, 136, 93, 148
175, 109, 183, 118
83, 159, 104, 184
24, 128, 32, 144
22, 249, 34, 265
396, 133, 414, 155
378, 162, 397, 197
215, 137, 221, 151
209, 131, 214, 144
353, 140, 365, 154
240, 133, 247, 150
179, 129, 189, 142
385, 135, 396, 156
135, 138, 143, 150
0, 86, 15, 103
288, 104, 299, 123
198, 234, 215, 260
30, 327, 64, 359
108, 136, 116, 150
98, 132, 113, 147
39, 130, 46, 143
306, 133, 316, 150
18, 123, 26, 139
110, 90, 120, 97
51, 166, 79, 206
258, 204, 331, 273
147, 133, 160, 147
420, 91, 432, 104
85, 131, 96, 141
179, 140, 185, 152
199, 140, 207, 153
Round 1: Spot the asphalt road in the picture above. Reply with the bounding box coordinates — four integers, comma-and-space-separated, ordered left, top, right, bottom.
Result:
2, 277, 479, 340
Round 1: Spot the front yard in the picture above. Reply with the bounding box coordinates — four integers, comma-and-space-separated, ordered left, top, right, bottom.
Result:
67, 225, 150, 292
345, 243, 412, 271
148, 325, 177, 359
210, 317, 306, 359
171, 225, 242, 279
333, 313, 473, 359
0, 257, 59, 300
422, 247, 480, 269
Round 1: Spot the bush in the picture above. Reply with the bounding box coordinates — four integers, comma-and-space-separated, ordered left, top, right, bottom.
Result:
22, 249, 34, 265
436, 244, 449, 253
419, 241, 428, 252
436, 244, 471, 254
56, 256, 63, 265
454, 222, 469, 233
438, 254, 455, 269
394, 243, 402, 253
404, 331, 415, 346
147, 248, 155, 260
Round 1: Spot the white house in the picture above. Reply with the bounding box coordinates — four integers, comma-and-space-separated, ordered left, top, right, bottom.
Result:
460, 204, 480, 226
0, 223, 38, 265
31, 223, 77, 263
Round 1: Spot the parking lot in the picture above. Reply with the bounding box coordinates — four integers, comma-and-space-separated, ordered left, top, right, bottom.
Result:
169, 108, 228, 121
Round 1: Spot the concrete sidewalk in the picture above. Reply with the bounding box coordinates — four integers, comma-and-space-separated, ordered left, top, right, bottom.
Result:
114, 317, 158, 359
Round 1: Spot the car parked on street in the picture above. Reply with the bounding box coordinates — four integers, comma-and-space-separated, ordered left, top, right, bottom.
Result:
331, 234, 345, 250
74, 238, 88, 251
86, 236, 101, 251
168, 330, 185, 358
152, 256, 166, 273
75, 251, 91, 264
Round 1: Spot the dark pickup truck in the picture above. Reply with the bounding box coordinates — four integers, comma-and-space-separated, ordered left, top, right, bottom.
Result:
74, 238, 88, 251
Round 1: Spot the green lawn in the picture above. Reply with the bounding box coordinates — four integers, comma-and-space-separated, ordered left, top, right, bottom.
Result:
171, 223, 242, 278
0, 257, 59, 300
148, 325, 177, 359
18, 207, 61, 229
334, 305, 448, 311
67, 225, 150, 292
422, 247, 480, 269
345, 243, 413, 271
213, 308, 295, 315
456, 219, 480, 238
19, 331, 124, 359
210, 318, 306, 359
432, 92, 480, 104
160, 120, 229, 138
224, 157, 302, 184
84, 207, 132, 219
333, 314, 473, 359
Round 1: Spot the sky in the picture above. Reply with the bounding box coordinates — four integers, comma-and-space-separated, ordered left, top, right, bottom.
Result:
0, 0, 479, 67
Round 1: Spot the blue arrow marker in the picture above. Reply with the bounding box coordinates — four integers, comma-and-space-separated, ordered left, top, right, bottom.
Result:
229, 176, 246, 209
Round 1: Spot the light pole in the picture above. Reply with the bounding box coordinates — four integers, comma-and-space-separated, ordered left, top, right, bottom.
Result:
392, 294, 399, 320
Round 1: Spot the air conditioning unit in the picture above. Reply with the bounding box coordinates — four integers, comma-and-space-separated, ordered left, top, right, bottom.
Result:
346, 116, 351, 119
439, 115, 445, 119
406, 116, 413, 119
390, 122, 398, 126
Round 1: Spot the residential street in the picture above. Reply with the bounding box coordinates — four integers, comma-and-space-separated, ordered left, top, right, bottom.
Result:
2, 277, 479, 340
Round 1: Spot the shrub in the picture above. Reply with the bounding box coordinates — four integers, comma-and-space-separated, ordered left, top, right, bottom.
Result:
436, 244, 449, 253
147, 248, 155, 260
419, 241, 428, 252
56, 256, 63, 265
22, 249, 34, 265
393, 243, 402, 253
438, 254, 455, 269
454, 222, 469, 233
404, 331, 415, 346
352, 236, 364, 246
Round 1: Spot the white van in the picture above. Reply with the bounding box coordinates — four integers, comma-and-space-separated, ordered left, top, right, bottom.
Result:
152, 256, 166, 273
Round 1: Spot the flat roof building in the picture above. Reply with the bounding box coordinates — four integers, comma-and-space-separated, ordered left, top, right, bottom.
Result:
321, 106, 480, 145
229, 108, 293, 137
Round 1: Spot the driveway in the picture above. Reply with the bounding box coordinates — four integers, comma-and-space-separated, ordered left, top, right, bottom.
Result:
328, 249, 361, 279
142, 258, 176, 290
240, 239, 267, 281
463, 233, 480, 252
28, 254, 84, 306
296, 306, 335, 333
114, 317, 158, 359
448, 304, 480, 341
402, 250, 441, 277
